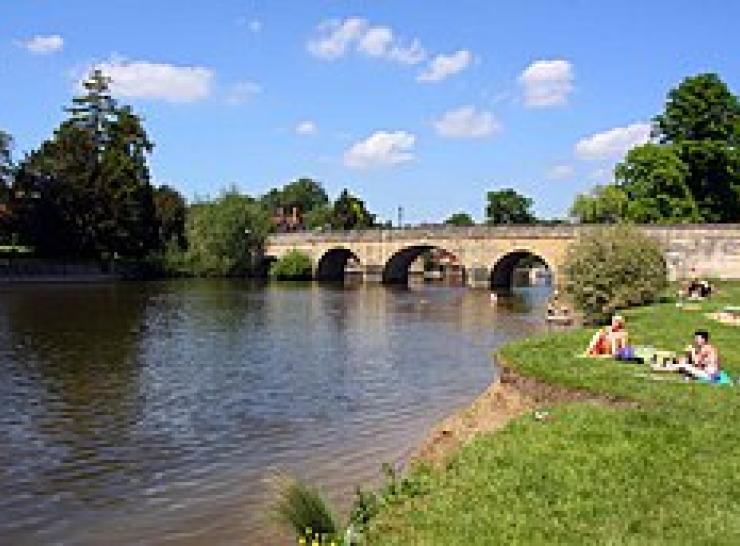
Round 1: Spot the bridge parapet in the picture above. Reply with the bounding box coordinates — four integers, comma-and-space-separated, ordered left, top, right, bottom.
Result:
265, 224, 740, 287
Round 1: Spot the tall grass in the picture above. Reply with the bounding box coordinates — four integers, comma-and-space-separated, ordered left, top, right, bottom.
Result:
272, 476, 339, 543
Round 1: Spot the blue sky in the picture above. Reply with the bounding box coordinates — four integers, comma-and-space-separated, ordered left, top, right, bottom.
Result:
1, 1, 738, 223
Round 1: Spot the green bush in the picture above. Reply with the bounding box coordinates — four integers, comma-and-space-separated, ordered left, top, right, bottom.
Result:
563, 225, 667, 323
270, 250, 313, 280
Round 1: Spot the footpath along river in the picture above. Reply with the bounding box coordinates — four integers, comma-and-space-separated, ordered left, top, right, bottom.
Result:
0, 280, 550, 545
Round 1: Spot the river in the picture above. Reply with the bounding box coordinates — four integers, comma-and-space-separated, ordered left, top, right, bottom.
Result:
0, 280, 550, 545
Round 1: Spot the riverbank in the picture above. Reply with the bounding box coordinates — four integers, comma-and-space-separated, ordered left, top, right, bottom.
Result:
366, 283, 740, 545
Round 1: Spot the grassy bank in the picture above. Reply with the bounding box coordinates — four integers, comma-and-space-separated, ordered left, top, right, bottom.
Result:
365, 283, 740, 545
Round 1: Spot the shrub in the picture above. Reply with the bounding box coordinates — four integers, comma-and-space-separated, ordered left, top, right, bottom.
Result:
563, 225, 667, 323
270, 249, 312, 280
272, 476, 340, 544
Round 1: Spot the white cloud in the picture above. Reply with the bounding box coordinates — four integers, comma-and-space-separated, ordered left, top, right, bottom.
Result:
307, 17, 368, 60
433, 106, 500, 138
92, 58, 214, 102
307, 17, 427, 65
575, 122, 652, 160
344, 130, 416, 169
296, 120, 318, 135
358, 26, 393, 56
547, 164, 575, 180
248, 20, 263, 33
18, 34, 64, 54
417, 50, 472, 83
518, 59, 574, 107
226, 81, 261, 105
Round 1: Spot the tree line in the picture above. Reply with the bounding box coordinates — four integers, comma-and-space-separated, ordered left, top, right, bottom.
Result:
2, 70, 737, 276
0, 70, 377, 276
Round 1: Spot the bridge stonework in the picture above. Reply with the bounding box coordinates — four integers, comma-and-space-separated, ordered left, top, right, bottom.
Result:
265, 225, 740, 288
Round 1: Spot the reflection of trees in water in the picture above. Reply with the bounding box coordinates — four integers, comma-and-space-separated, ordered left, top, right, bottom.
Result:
1, 284, 155, 507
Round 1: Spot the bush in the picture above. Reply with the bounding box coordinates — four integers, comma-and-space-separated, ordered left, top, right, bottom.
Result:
270, 250, 312, 280
563, 225, 667, 323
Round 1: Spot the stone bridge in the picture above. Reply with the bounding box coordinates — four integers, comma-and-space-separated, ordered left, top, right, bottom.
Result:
265, 225, 740, 288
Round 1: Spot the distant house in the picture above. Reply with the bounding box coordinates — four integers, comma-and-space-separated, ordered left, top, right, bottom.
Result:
271, 206, 305, 232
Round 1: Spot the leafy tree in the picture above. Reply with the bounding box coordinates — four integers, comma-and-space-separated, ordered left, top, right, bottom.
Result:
677, 140, 740, 222
304, 204, 333, 230
331, 189, 375, 230
485, 188, 536, 225
153, 185, 187, 249
444, 212, 475, 226
563, 225, 667, 323
269, 249, 313, 280
653, 73, 739, 144
614, 144, 701, 223
653, 73, 740, 222
569, 184, 627, 224
184, 189, 270, 276
12, 69, 159, 258
262, 177, 329, 214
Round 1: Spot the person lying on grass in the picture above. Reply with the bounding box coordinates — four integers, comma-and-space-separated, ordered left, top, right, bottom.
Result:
585, 315, 628, 358
676, 330, 721, 381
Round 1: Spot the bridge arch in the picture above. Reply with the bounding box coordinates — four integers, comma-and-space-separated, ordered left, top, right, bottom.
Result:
316, 247, 362, 282
383, 245, 464, 285
490, 249, 552, 289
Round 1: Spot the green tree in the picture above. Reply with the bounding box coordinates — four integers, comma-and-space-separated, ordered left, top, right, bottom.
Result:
485, 188, 536, 225
569, 184, 627, 224
444, 212, 475, 226
304, 203, 333, 230
269, 249, 313, 280
153, 185, 187, 249
653, 73, 740, 222
563, 225, 667, 323
615, 144, 701, 223
12, 70, 159, 258
677, 140, 740, 222
185, 189, 270, 276
654, 73, 739, 144
262, 177, 329, 214
331, 189, 375, 230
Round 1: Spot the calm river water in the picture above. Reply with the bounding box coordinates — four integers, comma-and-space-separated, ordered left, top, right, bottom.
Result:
0, 280, 550, 545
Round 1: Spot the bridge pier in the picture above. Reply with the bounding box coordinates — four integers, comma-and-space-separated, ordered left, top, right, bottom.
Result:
466, 266, 491, 289
362, 264, 384, 283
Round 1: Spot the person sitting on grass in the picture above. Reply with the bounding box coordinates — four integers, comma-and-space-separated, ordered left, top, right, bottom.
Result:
677, 330, 721, 381
585, 315, 629, 357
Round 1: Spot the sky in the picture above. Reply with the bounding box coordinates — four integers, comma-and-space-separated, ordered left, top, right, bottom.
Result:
1, 0, 738, 224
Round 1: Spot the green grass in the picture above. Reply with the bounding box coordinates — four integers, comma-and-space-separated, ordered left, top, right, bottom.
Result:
365, 283, 740, 545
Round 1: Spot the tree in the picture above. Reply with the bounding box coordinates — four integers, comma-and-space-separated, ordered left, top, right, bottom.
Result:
153, 185, 187, 249
563, 225, 667, 323
570, 184, 627, 224
184, 189, 271, 276
614, 144, 701, 223
262, 178, 329, 214
653, 73, 740, 222
304, 204, 333, 230
653, 73, 739, 144
444, 212, 475, 226
12, 69, 159, 258
331, 189, 375, 230
677, 140, 740, 222
485, 188, 536, 225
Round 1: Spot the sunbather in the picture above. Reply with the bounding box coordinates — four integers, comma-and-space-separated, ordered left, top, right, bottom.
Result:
677, 330, 721, 381
586, 315, 628, 357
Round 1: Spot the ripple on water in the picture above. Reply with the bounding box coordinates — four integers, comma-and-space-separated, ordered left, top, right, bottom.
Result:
0, 281, 549, 544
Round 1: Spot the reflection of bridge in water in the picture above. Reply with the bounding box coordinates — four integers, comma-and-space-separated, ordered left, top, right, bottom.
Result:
265, 224, 740, 289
